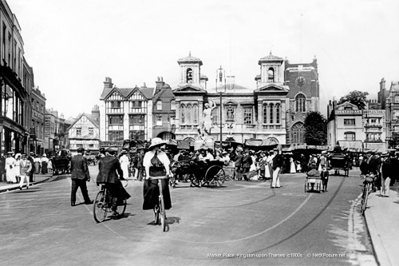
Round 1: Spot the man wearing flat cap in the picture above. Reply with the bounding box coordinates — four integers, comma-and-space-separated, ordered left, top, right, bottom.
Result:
70, 147, 92, 206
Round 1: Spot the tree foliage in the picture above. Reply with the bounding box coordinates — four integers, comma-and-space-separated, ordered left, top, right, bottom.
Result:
337, 90, 369, 110
304, 111, 327, 145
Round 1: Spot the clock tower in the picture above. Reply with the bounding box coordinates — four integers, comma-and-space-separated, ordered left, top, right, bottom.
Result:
284, 56, 320, 144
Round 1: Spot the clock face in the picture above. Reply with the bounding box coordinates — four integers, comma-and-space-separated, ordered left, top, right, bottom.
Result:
296, 76, 305, 87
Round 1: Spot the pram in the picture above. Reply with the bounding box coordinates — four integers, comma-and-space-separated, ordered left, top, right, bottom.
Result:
304, 168, 322, 193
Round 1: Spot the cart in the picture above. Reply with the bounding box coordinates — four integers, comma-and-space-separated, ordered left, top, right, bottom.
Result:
329, 153, 349, 176
171, 159, 226, 188
52, 149, 71, 175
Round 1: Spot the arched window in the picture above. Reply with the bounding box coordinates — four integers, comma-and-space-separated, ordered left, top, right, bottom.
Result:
276, 103, 280, 124
193, 104, 198, 124
186, 104, 192, 124
291, 122, 305, 144
171, 100, 176, 110
269, 103, 274, 124
186, 68, 193, 82
267, 67, 274, 82
295, 94, 306, 112
263, 104, 268, 124
157, 100, 162, 110
395, 95, 399, 103
180, 104, 185, 124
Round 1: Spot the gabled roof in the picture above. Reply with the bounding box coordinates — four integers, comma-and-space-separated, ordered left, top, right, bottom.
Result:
100, 87, 113, 100
173, 84, 206, 92
208, 84, 253, 94
141, 87, 155, 99
336, 101, 359, 110
256, 83, 290, 93
153, 85, 175, 102
66, 113, 99, 132
101, 86, 154, 101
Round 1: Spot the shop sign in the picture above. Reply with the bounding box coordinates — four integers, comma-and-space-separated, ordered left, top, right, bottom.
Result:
32, 110, 44, 120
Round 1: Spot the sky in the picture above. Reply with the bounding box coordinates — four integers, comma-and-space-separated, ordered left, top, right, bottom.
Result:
9, 0, 399, 119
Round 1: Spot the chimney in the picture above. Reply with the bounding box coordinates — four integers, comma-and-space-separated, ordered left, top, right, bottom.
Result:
91, 105, 100, 122
103, 77, 113, 89
155, 76, 165, 90
380, 78, 385, 90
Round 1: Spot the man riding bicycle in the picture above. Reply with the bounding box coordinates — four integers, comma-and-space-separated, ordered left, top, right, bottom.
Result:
96, 147, 130, 218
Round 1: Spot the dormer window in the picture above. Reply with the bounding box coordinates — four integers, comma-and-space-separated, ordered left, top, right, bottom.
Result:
186, 68, 193, 82
157, 101, 162, 110
267, 68, 274, 82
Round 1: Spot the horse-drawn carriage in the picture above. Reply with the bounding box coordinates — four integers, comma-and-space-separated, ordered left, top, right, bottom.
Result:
52, 149, 71, 175
329, 153, 350, 177
170, 159, 226, 188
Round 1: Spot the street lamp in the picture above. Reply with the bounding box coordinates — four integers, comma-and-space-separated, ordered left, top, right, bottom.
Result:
216, 66, 226, 149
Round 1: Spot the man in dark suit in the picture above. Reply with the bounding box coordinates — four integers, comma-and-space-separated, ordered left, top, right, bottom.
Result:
70, 147, 92, 206
97, 147, 130, 217
27, 152, 35, 182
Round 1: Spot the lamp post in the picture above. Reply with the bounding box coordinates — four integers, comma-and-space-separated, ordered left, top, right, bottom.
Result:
216, 66, 226, 149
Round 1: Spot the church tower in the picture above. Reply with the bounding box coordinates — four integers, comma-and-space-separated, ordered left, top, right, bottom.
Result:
255, 51, 286, 89
177, 52, 207, 89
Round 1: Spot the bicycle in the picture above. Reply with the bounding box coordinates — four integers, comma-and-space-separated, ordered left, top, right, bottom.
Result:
93, 184, 127, 223
151, 176, 168, 232
361, 173, 375, 216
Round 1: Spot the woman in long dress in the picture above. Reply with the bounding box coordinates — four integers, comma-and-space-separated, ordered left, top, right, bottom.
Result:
143, 138, 172, 216
119, 150, 130, 179
14, 154, 21, 183
5, 153, 17, 183
290, 156, 296, 174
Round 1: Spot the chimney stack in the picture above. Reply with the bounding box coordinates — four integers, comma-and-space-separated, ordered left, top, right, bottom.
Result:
91, 105, 100, 123
155, 76, 165, 90
104, 77, 113, 89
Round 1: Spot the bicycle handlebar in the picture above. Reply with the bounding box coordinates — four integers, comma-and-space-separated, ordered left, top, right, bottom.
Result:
148, 176, 169, 180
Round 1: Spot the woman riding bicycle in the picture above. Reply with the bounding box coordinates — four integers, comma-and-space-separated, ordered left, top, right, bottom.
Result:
143, 138, 172, 220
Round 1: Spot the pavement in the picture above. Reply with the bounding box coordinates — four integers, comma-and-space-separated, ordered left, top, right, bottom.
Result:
364, 182, 399, 266
0, 172, 54, 192
0, 171, 398, 266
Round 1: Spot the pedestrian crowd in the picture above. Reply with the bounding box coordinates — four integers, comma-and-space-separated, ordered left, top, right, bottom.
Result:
2, 151, 52, 189
359, 150, 399, 197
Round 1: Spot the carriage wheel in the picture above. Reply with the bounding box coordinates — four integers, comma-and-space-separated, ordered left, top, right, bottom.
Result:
205, 166, 225, 187
215, 168, 225, 186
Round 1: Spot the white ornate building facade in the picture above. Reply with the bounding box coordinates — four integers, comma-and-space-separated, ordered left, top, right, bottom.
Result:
172, 52, 320, 145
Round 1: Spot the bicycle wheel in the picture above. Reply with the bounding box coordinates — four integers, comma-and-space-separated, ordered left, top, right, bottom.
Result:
93, 190, 108, 223
159, 196, 166, 232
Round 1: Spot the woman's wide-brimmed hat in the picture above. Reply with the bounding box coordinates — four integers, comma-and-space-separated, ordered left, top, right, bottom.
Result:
149, 138, 166, 149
